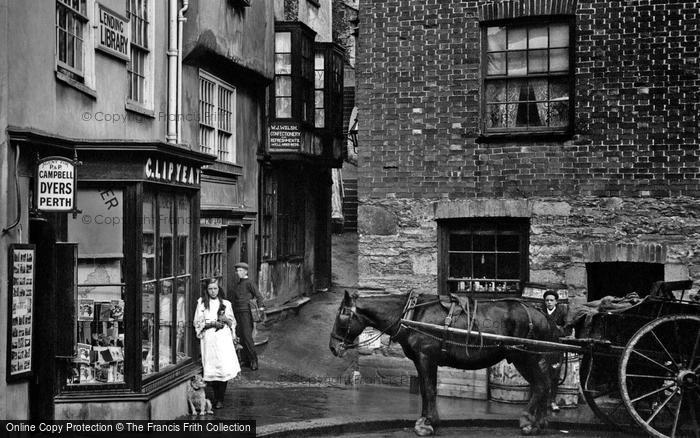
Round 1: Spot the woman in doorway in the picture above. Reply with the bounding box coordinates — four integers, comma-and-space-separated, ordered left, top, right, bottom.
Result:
194, 278, 240, 408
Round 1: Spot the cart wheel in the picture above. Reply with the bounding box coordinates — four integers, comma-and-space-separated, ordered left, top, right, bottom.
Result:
619, 315, 700, 438
580, 352, 636, 430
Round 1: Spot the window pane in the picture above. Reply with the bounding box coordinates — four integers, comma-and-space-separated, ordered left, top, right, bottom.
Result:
549, 24, 569, 48
315, 53, 324, 70
275, 32, 291, 52
487, 52, 506, 76
507, 51, 526, 76
507, 27, 526, 50
314, 90, 324, 108
528, 26, 548, 49
473, 234, 495, 251
550, 100, 569, 127
550, 78, 569, 101
473, 253, 496, 279
71, 288, 126, 385
275, 54, 292, 74
275, 76, 292, 97
497, 254, 520, 279
315, 109, 325, 128
449, 253, 472, 278
142, 282, 156, 375
486, 80, 506, 103
486, 104, 507, 128
276, 97, 292, 118
160, 196, 173, 278
159, 279, 173, 370
177, 196, 190, 275
528, 49, 547, 73
176, 277, 189, 363
487, 26, 506, 51
498, 234, 520, 252
315, 69, 324, 89
449, 233, 471, 251
550, 48, 569, 71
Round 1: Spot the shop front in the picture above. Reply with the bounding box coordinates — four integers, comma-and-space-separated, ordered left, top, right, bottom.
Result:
11, 131, 215, 420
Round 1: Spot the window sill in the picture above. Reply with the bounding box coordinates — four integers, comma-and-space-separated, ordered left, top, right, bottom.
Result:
125, 101, 155, 118
55, 70, 97, 99
477, 130, 573, 143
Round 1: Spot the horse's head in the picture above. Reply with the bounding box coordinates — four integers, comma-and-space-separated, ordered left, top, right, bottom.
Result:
329, 290, 367, 358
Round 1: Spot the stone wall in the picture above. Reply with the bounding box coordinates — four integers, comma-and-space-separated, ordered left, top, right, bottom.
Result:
359, 197, 700, 302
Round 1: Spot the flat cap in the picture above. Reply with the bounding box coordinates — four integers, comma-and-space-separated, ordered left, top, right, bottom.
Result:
234, 262, 249, 270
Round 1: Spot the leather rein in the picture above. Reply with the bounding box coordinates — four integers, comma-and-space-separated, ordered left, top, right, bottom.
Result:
331, 291, 425, 350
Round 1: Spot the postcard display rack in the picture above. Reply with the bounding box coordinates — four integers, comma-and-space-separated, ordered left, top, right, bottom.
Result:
70, 296, 125, 385
7, 244, 36, 381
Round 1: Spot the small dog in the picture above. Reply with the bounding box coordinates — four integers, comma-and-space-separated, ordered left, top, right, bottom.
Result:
187, 375, 213, 415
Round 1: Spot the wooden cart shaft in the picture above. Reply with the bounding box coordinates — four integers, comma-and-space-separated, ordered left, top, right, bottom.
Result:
401, 319, 585, 353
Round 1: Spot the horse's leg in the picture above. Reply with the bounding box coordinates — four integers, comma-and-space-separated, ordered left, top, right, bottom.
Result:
412, 353, 439, 436
513, 354, 551, 435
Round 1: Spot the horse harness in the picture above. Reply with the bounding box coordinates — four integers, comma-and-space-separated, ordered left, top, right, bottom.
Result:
334, 292, 538, 354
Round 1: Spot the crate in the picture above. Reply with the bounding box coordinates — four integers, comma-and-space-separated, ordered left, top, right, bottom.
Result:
437, 367, 488, 400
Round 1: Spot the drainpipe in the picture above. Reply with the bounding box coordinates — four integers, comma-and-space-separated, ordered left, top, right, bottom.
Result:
177, 0, 189, 144
166, 0, 178, 143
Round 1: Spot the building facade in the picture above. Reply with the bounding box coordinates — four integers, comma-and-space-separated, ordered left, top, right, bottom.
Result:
357, 0, 700, 304
259, 0, 346, 306
0, 0, 271, 421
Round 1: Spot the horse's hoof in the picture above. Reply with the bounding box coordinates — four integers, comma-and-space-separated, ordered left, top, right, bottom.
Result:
414, 418, 435, 436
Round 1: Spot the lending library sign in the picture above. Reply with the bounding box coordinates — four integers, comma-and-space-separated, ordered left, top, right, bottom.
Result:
96, 4, 130, 61
35, 157, 77, 212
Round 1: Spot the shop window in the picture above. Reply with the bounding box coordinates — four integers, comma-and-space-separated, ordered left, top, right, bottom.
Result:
271, 23, 316, 125
200, 228, 225, 290
439, 219, 529, 295
126, 0, 153, 109
482, 21, 573, 134
314, 43, 344, 136
67, 189, 125, 385
142, 192, 192, 377
199, 71, 236, 163
56, 0, 89, 80
276, 170, 304, 258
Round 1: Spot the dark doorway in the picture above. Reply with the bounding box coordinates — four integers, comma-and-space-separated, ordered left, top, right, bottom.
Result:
586, 262, 664, 301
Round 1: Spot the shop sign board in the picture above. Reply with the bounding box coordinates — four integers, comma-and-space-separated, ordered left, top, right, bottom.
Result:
6, 244, 35, 382
145, 157, 201, 186
269, 123, 302, 151
35, 157, 77, 212
96, 4, 130, 61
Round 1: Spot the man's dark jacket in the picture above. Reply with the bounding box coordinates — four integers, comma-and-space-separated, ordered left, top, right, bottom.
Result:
229, 277, 265, 311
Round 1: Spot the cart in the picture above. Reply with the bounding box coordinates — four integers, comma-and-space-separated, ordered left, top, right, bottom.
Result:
401, 281, 700, 438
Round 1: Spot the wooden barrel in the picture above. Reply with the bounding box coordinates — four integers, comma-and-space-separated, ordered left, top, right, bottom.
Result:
488, 359, 530, 403
553, 353, 580, 408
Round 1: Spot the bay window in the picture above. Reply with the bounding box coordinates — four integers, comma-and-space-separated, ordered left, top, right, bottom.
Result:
142, 191, 192, 376
271, 23, 316, 125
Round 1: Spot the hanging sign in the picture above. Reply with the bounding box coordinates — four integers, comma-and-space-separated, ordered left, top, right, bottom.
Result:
35, 157, 77, 212
6, 244, 36, 382
96, 4, 130, 61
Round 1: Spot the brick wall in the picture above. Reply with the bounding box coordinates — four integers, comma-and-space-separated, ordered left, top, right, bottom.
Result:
357, 0, 700, 200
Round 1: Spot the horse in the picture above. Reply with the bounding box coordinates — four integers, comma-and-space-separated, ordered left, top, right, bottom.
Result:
329, 291, 561, 436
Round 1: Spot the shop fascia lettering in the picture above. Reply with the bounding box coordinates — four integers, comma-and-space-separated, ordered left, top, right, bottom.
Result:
145, 158, 200, 185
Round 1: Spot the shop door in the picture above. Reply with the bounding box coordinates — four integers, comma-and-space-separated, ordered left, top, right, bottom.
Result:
29, 218, 76, 419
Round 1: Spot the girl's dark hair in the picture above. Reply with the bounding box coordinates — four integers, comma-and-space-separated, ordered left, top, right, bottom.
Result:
202, 278, 225, 311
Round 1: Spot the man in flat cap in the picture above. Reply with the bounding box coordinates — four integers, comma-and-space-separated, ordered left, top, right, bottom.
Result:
230, 262, 266, 370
